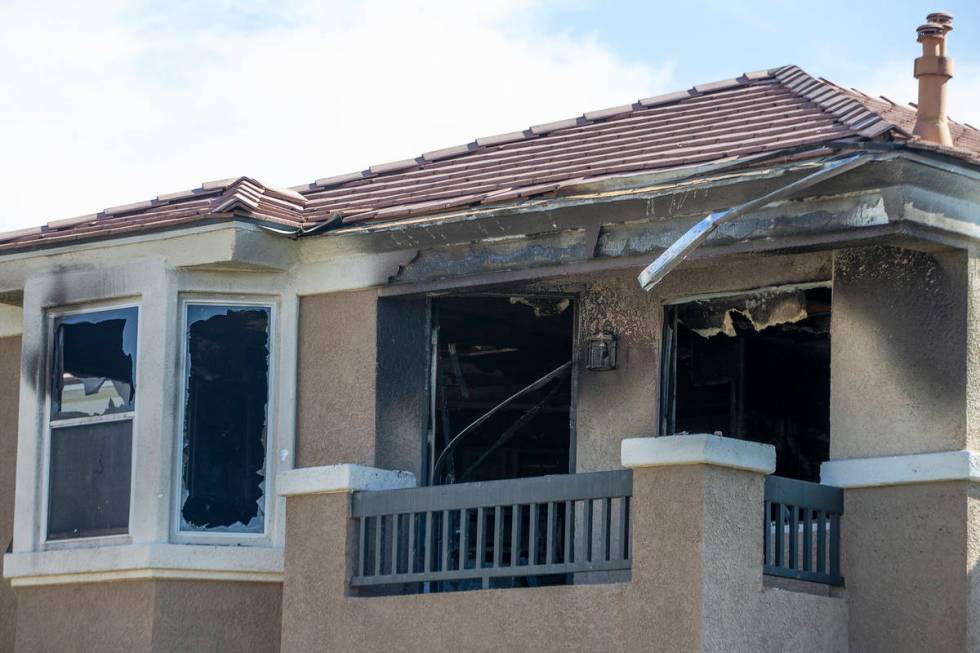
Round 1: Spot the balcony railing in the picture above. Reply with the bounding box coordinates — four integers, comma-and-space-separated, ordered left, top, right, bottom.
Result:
350, 470, 632, 592
763, 475, 844, 586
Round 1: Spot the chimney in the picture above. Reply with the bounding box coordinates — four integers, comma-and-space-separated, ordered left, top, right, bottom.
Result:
913, 11, 954, 146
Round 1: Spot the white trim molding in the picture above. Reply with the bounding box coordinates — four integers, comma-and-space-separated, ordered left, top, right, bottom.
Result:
621, 434, 776, 474
277, 464, 416, 497
820, 450, 980, 488
2, 543, 284, 587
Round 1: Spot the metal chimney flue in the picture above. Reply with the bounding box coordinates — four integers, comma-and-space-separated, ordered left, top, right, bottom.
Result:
913, 11, 954, 146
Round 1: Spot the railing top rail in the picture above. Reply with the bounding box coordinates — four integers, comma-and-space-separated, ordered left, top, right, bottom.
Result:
352, 469, 633, 517
764, 475, 843, 513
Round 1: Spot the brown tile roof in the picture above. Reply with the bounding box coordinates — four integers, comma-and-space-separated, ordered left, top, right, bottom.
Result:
3, 65, 980, 254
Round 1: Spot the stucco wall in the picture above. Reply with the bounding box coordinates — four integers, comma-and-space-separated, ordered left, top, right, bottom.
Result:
14, 580, 282, 653
14, 582, 156, 652
842, 481, 970, 652
279, 462, 847, 652
0, 336, 21, 653
296, 290, 379, 468
831, 246, 967, 458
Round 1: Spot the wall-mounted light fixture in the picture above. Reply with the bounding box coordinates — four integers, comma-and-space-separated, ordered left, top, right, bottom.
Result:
586, 332, 617, 371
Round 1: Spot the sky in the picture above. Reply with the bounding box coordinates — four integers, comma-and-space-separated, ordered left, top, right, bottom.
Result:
1, 0, 978, 231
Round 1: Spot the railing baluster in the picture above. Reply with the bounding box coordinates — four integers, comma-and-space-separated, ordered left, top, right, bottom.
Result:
358, 517, 367, 577
528, 504, 538, 565
476, 507, 486, 570
374, 515, 383, 576
546, 502, 556, 565
602, 497, 612, 561
829, 512, 841, 578
617, 496, 628, 562
788, 505, 799, 570
511, 504, 522, 567
763, 500, 772, 566
493, 506, 503, 568
441, 510, 450, 572
623, 496, 631, 560
424, 511, 432, 573
407, 512, 416, 574
564, 500, 573, 564
802, 508, 812, 572
773, 504, 784, 567
585, 499, 594, 562
391, 513, 400, 575
816, 510, 826, 574
459, 509, 468, 570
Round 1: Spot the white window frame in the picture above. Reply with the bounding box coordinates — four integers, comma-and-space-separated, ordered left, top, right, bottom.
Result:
40, 299, 142, 550
171, 295, 279, 546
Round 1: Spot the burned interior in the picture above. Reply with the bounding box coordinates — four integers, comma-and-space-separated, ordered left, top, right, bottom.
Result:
428, 295, 575, 486
661, 286, 831, 481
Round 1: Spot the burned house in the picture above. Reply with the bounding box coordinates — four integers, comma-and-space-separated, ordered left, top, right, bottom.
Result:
2, 12, 980, 652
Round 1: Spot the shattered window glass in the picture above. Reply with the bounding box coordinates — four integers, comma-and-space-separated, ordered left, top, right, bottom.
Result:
180, 304, 270, 534
52, 307, 138, 419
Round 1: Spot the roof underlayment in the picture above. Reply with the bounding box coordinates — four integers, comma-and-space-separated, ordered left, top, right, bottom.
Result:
3, 65, 980, 254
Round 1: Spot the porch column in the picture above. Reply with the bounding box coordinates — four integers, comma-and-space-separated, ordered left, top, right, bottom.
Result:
276, 464, 415, 651
622, 433, 776, 651
829, 245, 977, 652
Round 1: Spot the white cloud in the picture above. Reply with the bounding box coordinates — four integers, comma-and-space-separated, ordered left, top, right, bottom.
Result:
0, 0, 673, 230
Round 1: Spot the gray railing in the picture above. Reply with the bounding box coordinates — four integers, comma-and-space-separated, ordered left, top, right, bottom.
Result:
350, 470, 633, 591
763, 475, 844, 586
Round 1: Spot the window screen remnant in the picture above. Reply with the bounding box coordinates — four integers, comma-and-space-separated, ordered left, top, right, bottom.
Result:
661, 287, 831, 482
52, 307, 138, 419
47, 420, 132, 540
180, 305, 270, 533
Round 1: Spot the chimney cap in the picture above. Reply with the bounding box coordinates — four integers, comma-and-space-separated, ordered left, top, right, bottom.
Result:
926, 12, 953, 29
917, 22, 946, 39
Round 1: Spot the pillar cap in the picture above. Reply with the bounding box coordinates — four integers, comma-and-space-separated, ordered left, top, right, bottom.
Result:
821, 450, 980, 488
621, 434, 776, 474
277, 464, 416, 496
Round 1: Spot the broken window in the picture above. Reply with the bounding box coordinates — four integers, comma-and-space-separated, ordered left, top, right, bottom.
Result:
661, 287, 831, 481
179, 303, 270, 534
426, 295, 575, 591
47, 306, 138, 540
429, 296, 575, 486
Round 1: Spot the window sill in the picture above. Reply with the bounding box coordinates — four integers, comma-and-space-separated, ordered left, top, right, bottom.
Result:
2, 542, 283, 587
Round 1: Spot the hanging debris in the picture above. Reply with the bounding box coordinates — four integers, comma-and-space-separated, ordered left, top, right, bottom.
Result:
676, 289, 810, 338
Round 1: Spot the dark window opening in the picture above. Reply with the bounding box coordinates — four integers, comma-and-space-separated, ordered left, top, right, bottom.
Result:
48, 306, 138, 540
661, 287, 831, 482
421, 295, 575, 592
180, 304, 270, 533
52, 307, 137, 419
428, 296, 575, 487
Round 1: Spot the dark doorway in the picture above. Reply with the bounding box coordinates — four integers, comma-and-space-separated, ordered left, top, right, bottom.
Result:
428, 295, 575, 486
661, 286, 831, 482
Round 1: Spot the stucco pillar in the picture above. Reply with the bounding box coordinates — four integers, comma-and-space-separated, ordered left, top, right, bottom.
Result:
277, 464, 416, 652
830, 245, 967, 458
823, 452, 979, 651
622, 434, 776, 652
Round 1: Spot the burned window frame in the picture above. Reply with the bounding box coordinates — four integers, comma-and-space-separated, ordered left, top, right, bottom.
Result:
41, 300, 141, 546
171, 295, 277, 544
